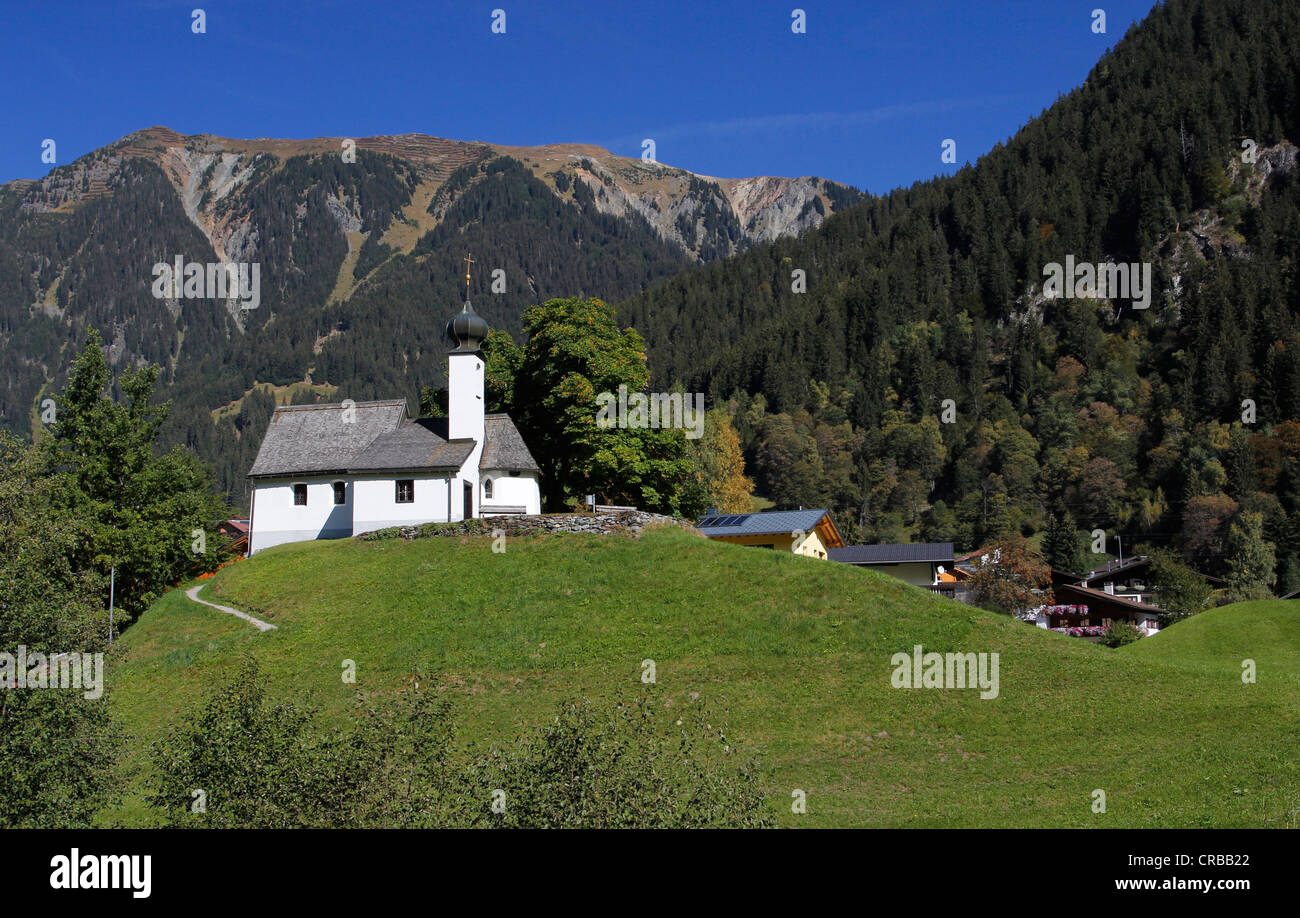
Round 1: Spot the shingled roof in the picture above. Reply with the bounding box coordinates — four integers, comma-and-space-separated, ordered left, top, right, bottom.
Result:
248, 400, 408, 478
829, 542, 954, 565
350, 418, 476, 473
250, 400, 473, 478
481, 414, 541, 472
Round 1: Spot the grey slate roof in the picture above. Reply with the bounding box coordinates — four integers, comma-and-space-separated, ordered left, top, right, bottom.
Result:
350, 418, 476, 473
248, 400, 482, 478
695, 508, 834, 538
248, 400, 408, 477
828, 542, 954, 565
481, 414, 541, 472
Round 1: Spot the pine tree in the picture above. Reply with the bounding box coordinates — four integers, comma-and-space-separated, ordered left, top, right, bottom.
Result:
1043, 509, 1085, 574
46, 331, 229, 623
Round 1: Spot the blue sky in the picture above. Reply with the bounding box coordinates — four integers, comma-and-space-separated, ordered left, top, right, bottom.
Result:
0, 0, 1157, 192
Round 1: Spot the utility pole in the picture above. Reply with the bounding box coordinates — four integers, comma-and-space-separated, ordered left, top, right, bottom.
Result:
108, 562, 115, 646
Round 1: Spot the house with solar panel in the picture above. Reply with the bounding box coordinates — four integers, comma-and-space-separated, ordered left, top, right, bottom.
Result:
246, 296, 541, 555
695, 508, 845, 558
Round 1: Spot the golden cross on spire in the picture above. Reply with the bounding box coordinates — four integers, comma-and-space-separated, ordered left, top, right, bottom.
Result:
463, 253, 475, 294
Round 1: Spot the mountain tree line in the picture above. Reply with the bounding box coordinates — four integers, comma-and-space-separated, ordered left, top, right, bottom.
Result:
619, 0, 1300, 594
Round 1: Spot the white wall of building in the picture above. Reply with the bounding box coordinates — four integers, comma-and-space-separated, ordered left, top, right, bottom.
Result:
249, 349, 542, 551
447, 352, 484, 442
351, 474, 452, 535
447, 351, 485, 522
249, 477, 354, 555
481, 471, 542, 514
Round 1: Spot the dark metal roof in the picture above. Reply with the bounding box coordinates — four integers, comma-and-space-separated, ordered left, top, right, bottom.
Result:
481, 414, 540, 472
829, 542, 954, 565
1080, 556, 1152, 583
695, 508, 835, 539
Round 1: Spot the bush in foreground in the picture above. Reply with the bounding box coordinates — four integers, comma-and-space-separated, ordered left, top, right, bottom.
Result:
149, 660, 771, 828
465, 696, 773, 828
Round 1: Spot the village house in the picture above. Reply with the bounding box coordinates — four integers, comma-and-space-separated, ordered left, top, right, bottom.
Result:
828, 542, 955, 590
246, 296, 541, 555
217, 518, 249, 556
694, 508, 844, 558
1032, 557, 1176, 635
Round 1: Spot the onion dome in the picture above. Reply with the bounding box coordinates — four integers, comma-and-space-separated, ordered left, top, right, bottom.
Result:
446, 300, 489, 350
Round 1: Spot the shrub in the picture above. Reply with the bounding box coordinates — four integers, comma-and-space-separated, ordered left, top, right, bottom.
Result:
464, 695, 774, 828
149, 662, 772, 828
1101, 620, 1143, 647
148, 660, 459, 828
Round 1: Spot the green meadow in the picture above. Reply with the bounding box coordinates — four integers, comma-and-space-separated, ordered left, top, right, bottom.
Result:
104, 526, 1300, 827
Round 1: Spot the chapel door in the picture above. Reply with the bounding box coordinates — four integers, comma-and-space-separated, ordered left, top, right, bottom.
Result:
463, 481, 473, 520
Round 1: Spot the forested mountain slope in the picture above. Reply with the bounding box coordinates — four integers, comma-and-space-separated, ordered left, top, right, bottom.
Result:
621, 0, 1300, 590
0, 128, 857, 502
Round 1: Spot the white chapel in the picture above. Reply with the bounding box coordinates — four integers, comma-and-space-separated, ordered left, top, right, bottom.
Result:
246, 291, 541, 555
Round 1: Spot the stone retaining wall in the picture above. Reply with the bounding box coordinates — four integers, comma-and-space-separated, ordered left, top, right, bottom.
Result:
360, 510, 694, 542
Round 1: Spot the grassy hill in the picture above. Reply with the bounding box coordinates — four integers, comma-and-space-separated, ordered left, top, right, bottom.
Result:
105, 527, 1300, 827
1121, 600, 1300, 678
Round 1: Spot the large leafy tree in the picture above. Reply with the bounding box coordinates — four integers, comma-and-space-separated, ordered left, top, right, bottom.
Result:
1145, 546, 1212, 623
0, 434, 119, 827
482, 328, 523, 414
490, 297, 705, 515
46, 330, 228, 625
1224, 511, 1277, 602
690, 408, 754, 513
968, 535, 1053, 616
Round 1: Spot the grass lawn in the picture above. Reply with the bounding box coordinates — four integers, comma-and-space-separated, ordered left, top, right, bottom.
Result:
104, 527, 1300, 827
1121, 600, 1300, 677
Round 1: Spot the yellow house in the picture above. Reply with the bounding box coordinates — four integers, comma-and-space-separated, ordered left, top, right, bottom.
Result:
694, 508, 845, 558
